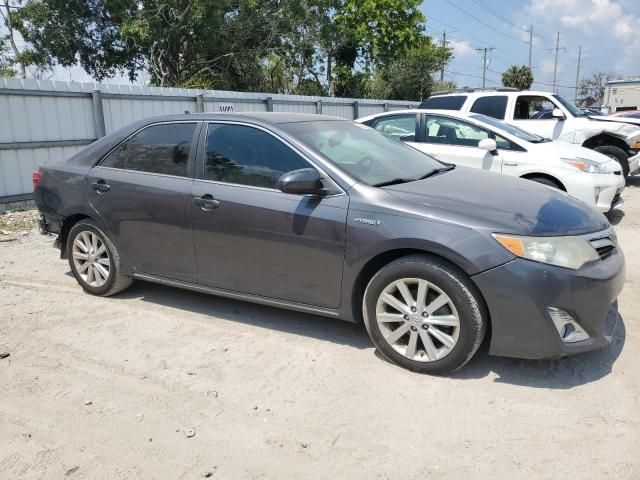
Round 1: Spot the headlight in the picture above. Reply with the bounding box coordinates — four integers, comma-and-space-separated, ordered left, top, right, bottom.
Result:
561, 157, 610, 174
492, 234, 599, 270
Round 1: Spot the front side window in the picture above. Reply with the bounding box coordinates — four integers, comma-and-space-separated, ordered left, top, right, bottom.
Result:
371, 114, 417, 141
469, 95, 508, 119
424, 116, 489, 147
205, 124, 309, 188
514, 95, 557, 120
101, 123, 197, 178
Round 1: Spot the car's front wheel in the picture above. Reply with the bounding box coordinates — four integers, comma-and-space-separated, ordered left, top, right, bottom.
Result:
67, 219, 132, 296
363, 255, 486, 375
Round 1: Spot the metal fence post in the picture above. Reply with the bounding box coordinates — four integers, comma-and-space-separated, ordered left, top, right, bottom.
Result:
266, 97, 274, 112
353, 100, 359, 119
316, 99, 323, 114
196, 94, 205, 113
384, 103, 390, 112
91, 89, 106, 138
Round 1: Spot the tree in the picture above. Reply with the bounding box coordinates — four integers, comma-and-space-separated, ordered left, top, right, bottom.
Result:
578, 72, 614, 106
368, 37, 451, 100
501, 65, 533, 90
1, 0, 25, 77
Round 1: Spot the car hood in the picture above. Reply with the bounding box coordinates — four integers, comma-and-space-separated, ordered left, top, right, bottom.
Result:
383, 167, 609, 236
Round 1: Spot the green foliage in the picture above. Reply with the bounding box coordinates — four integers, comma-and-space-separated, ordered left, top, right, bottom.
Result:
501, 65, 534, 90
11, 0, 450, 98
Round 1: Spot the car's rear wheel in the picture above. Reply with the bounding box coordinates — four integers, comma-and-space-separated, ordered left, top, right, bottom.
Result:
362, 255, 486, 375
67, 219, 132, 296
594, 145, 630, 177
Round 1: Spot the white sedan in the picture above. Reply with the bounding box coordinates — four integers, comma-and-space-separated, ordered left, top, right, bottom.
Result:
358, 110, 625, 212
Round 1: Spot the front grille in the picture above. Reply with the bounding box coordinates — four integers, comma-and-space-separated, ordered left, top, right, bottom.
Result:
591, 236, 616, 261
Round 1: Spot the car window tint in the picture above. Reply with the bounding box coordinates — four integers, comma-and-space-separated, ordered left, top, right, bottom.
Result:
421, 95, 467, 110
495, 133, 515, 150
514, 96, 556, 120
469, 95, 508, 119
424, 116, 489, 147
371, 115, 417, 141
205, 124, 309, 188
102, 143, 128, 169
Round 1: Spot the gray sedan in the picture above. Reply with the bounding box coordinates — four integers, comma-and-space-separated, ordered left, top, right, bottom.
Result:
34, 113, 624, 374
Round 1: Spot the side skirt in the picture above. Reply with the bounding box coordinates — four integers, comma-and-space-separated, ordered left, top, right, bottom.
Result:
133, 272, 343, 320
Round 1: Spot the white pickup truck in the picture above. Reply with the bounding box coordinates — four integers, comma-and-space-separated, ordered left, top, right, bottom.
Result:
420, 89, 640, 177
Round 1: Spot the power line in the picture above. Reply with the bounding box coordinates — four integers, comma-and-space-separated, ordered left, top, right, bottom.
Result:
444, 0, 527, 44
470, 0, 528, 33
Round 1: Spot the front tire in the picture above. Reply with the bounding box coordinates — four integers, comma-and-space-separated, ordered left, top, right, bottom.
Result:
67, 219, 132, 296
363, 255, 486, 375
594, 145, 630, 177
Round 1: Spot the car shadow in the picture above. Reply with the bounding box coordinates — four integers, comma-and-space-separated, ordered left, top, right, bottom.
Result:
112, 279, 624, 388
116, 280, 373, 350
451, 315, 626, 388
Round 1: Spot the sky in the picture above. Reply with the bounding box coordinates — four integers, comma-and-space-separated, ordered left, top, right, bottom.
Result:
7, 0, 640, 101
422, 0, 640, 100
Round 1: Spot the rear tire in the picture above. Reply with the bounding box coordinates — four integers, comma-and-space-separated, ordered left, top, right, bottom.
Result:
594, 145, 630, 177
67, 219, 132, 296
362, 255, 486, 375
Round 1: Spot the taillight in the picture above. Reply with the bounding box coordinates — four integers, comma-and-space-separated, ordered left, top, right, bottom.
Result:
32, 170, 42, 190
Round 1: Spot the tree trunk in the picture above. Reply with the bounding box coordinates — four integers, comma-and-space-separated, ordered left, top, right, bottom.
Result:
2, 1, 26, 78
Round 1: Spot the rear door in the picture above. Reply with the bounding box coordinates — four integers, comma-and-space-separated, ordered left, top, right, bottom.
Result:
414, 115, 503, 173
87, 121, 200, 283
190, 122, 349, 308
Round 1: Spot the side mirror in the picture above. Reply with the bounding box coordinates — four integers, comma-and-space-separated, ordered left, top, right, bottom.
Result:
552, 108, 566, 120
478, 138, 498, 156
276, 168, 326, 196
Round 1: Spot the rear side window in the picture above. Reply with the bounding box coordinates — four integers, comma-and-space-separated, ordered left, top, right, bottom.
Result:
101, 123, 197, 177
420, 95, 467, 110
205, 124, 309, 189
470, 96, 508, 119
371, 114, 417, 141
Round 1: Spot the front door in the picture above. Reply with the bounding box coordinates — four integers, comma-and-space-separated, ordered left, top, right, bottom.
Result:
87, 122, 200, 283
190, 122, 348, 308
416, 115, 503, 173
509, 94, 568, 140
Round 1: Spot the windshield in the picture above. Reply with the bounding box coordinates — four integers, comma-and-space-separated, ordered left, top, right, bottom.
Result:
281, 120, 444, 186
470, 113, 546, 143
552, 94, 586, 117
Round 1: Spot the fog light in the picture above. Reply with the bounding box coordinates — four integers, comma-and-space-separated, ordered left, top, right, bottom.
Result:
548, 307, 590, 343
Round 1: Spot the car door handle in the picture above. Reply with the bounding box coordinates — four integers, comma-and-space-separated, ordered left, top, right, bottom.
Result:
194, 194, 220, 211
91, 180, 110, 193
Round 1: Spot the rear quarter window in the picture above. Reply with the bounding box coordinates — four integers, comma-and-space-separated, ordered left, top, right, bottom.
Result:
420, 95, 467, 110
469, 95, 508, 119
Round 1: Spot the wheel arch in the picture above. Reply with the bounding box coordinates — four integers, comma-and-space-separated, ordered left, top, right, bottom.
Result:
520, 172, 566, 191
350, 248, 491, 336
58, 213, 94, 259
581, 133, 629, 152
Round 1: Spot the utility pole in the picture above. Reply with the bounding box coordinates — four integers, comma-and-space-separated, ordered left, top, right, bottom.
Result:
440, 31, 446, 82
476, 47, 494, 90
552, 32, 560, 93
574, 45, 582, 103
528, 21, 533, 69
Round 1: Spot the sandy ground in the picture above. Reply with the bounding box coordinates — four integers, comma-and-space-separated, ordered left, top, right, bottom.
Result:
1, 181, 639, 480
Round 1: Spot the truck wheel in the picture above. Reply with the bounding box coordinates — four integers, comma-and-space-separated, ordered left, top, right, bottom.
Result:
594, 145, 630, 177
362, 254, 487, 375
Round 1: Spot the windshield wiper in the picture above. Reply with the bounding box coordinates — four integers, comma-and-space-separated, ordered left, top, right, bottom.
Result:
417, 164, 456, 180
373, 178, 414, 187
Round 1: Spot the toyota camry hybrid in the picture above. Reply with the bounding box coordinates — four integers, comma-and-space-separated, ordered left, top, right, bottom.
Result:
34, 113, 625, 375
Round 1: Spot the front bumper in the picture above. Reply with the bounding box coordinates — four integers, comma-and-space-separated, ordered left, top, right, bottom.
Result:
472, 248, 625, 359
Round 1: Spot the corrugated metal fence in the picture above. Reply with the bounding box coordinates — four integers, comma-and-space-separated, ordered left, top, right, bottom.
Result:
0, 78, 418, 202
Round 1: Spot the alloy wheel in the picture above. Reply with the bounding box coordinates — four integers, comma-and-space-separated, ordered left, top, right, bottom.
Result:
72, 231, 111, 288
375, 278, 460, 362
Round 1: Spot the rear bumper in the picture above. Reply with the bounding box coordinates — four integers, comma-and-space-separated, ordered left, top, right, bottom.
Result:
37, 211, 63, 235
472, 250, 625, 359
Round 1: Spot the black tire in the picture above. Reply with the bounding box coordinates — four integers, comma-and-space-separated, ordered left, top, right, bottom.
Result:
526, 176, 563, 190
593, 145, 630, 177
67, 219, 132, 296
362, 254, 486, 375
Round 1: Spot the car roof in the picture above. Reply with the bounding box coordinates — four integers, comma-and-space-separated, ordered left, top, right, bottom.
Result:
357, 109, 482, 122
131, 112, 346, 126
426, 90, 557, 98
